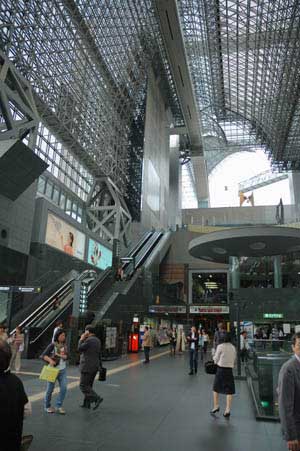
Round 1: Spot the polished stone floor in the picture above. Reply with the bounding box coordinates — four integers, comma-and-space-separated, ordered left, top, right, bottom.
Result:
18, 349, 286, 451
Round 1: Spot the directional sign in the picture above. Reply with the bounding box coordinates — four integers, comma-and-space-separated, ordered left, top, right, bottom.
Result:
0, 286, 12, 292
15, 286, 42, 294
0, 286, 41, 294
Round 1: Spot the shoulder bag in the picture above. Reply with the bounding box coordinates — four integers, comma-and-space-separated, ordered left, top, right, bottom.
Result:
205, 360, 218, 375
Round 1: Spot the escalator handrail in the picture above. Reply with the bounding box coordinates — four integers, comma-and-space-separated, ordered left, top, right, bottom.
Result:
29, 285, 73, 328
124, 231, 163, 277
134, 231, 163, 268
88, 267, 112, 295
29, 296, 73, 345
24, 283, 72, 329
121, 231, 153, 270
13, 279, 75, 334
125, 231, 153, 258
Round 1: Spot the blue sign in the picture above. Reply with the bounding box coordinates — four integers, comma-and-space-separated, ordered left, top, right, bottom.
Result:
88, 239, 112, 270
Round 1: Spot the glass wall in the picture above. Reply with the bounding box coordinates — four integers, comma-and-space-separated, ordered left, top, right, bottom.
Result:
191, 272, 227, 304
37, 174, 84, 224
281, 253, 300, 287
239, 256, 274, 288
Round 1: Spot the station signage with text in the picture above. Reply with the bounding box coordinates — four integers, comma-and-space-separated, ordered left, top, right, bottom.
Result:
149, 305, 187, 314
0, 286, 41, 294
190, 305, 230, 315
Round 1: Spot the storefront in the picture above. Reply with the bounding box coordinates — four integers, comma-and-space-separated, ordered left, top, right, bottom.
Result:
148, 305, 187, 344
189, 305, 230, 333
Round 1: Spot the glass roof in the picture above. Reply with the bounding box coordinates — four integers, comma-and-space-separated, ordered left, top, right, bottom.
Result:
178, 0, 300, 171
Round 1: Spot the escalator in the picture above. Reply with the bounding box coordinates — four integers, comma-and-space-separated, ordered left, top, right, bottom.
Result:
87, 231, 156, 313
13, 233, 155, 356
13, 276, 76, 358
12, 230, 168, 356
90, 230, 167, 323
122, 230, 163, 278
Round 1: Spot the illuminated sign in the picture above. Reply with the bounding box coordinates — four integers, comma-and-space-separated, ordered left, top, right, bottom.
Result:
190, 305, 230, 314
0, 286, 11, 292
149, 305, 187, 314
0, 286, 41, 293
263, 313, 283, 319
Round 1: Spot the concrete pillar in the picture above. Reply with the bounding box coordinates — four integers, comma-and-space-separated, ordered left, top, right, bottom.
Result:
229, 256, 240, 289
289, 172, 300, 216
273, 255, 282, 288
169, 135, 181, 228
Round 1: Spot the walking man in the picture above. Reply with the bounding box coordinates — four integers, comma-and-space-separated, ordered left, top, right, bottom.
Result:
78, 325, 103, 410
143, 326, 152, 363
278, 332, 300, 451
187, 326, 199, 375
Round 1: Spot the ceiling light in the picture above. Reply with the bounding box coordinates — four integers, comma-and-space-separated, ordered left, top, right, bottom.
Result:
249, 242, 266, 250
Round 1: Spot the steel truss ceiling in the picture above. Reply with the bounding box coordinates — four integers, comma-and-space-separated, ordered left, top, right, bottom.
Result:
0, 0, 183, 207
178, 0, 300, 172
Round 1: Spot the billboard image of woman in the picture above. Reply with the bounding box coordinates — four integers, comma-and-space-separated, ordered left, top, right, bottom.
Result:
88, 239, 112, 270
45, 213, 85, 260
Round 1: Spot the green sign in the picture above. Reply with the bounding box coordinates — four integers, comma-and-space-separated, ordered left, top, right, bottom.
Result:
261, 400, 270, 408
263, 313, 283, 319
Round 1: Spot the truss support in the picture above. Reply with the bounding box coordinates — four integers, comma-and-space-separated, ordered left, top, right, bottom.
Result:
0, 50, 39, 141
86, 177, 132, 247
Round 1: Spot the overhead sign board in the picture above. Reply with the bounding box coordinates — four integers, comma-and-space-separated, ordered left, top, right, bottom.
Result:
149, 305, 187, 314
190, 305, 230, 315
263, 313, 283, 319
0, 286, 12, 292
0, 286, 41, 294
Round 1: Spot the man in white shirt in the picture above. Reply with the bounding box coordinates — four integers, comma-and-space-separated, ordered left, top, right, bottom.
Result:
240, 331, 249, 363
278, 333, 300, 451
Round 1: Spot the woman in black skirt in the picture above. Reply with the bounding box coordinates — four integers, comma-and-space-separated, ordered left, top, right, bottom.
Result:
210, 332, 236, 418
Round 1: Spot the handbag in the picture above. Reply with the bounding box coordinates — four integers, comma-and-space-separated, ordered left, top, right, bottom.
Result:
205, 360, 218, 375
98, 366, 107, 381
39, 365, 59, 383
21, 435, 33, 451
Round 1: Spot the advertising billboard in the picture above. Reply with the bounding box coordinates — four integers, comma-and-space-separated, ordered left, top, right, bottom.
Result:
45, 212, 85, 260
87, 238, 112, 270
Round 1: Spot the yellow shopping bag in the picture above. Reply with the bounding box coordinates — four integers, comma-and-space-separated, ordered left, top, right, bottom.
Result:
39, 365, 59, 383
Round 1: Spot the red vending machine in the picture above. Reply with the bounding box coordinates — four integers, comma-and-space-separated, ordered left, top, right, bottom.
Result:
128, 317, 140, 352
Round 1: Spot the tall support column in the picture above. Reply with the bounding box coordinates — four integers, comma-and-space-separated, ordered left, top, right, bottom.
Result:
229, 256, 240, 289
288, 172, 300, 212
169, 135, 182, 228
273, 255, 282, 288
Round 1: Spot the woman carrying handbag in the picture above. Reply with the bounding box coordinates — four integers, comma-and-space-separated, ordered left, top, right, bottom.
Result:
41, 329, 68, 414
210, 332, 236, 418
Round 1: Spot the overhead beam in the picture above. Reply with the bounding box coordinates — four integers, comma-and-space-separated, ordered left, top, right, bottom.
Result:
238, 170, 288, 193
154, 0, 203, 156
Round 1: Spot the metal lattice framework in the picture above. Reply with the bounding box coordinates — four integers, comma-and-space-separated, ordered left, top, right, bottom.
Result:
0, 0, 183, 217
0, 50, 39, 141
178, 0, 300, 172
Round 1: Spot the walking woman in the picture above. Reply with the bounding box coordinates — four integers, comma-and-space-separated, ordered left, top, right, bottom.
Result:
10, 326, 24, 373
202, 329, 210, 356
41, 329, 68, 414
211, 332, 236, 417
169, 327, 177, 356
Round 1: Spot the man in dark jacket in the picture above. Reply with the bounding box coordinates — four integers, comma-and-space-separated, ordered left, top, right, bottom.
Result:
278, 333, 300, 451
78, 325, 103, 410
187, 326, 199, 375
0, 339, 29, 450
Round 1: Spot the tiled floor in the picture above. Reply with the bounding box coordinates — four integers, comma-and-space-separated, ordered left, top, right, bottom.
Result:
19, 350, 286, 451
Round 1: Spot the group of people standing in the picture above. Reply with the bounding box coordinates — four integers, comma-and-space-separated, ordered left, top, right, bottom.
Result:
167, 326, 209, 363
0, 324, 24, 373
